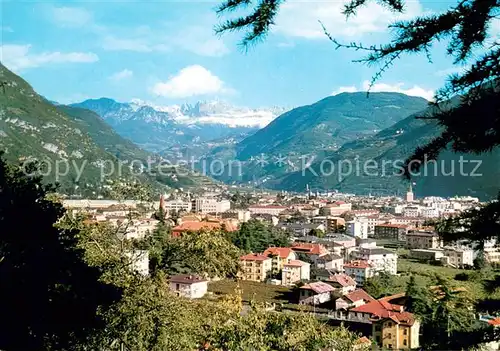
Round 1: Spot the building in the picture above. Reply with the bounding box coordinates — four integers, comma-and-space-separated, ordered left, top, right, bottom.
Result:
193, 198, 231, 214
263, 247, 297, 273
316, 253, 344, 272
410, 249, 444, 261
329, 233, 357, 248
162, 199, 193, 213
374, 224, 408, 241
169, 274, 208, 299
220, 210, 251, 222
443, 247, 474, 267
403, 206, 420, 217
346, 218, 369, 239
172, 219, 238, 237
240, 253, 272, 282
406, 231, 442, 249
351, 298, 420, 350
335, 289, 375, 310
320, 201, 352, 216
351, 209, 380, 217
248, 205, 288, 216
282, 260, 310, 286
352, 247, 398, 275
291, 243, 329, 261
278, 222, 326, 237
344, 260, 374, 285
312, 216, 346, 232
298, 281, 336, 305
405, 183, 414, 202
124, 219, 159, 240
328, 273, 357, 294
126, 250, 149, 276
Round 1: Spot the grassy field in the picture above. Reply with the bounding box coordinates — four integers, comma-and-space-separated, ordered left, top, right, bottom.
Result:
208, 280, 294, 303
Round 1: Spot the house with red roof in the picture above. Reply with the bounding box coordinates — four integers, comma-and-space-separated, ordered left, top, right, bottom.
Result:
299, 281, 336, 305
291, 242, 329, 261
335, 289, 375, 310
171, 219, 238, 237
327, 273, 357, 294
263, 247, 297, 274
281, 260, 310, 286
239, 253, 272, 282
343, 260, 375, 285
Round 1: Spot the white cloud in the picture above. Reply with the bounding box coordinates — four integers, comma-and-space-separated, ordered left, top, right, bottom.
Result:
1, 26, 13, 33
151, 65, 230, 98
109, 69, 133, 81
332, 85, 358, 95
332, 80, 434, 100
0, 44, 98, 72
274, 0, 424, 39
51, 6, 94, 28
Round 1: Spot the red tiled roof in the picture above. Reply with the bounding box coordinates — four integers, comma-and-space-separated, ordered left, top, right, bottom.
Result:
284, 260, 309, 267
263, 247, 294, 259
488, 318, 500, 326
300, 281, 336, 294
328, 273, 356, 287
344, 289, 375, 303
344, 260, 372, 269
291, 243, 328, 255
240, 253, 271, 261
350, 297, 415, 326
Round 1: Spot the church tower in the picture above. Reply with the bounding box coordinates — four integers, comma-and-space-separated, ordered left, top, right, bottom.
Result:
405, 183, 414, 202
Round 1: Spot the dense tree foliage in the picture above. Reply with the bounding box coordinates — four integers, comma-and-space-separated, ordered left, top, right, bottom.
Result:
404, 274, 488, 350
231, 219, 290, 253
0, 155, 121, 350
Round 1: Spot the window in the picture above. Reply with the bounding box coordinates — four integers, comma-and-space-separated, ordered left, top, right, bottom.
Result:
403, 339, 407, 346
175, 283, 180, 291
388, 344, 392, 349
403, 329, 407, 335
387, 333, 392, 339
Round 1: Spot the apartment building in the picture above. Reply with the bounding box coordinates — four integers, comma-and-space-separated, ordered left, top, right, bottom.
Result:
353, 247, 398, 275
320, 201, 352, 216
344, 260, 375, 285
443, 247, 474, 267
346, 218, 369, 239
406, 231, 442, 249
374, 224, 409, 241
248, 205, 288, 216
281, 260, 310, 286
162, 199, 193, 213
263, 247, 297, 274
193, 198, 231, 214
240, 254, 272, 282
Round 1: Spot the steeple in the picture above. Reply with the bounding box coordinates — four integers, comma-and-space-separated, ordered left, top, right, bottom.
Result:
405, 183, 414, 202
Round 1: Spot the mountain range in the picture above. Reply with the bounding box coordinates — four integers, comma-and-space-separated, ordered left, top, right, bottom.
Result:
0, 63, 212, 196
71, 98, 288, 154
3, 61, 498, 199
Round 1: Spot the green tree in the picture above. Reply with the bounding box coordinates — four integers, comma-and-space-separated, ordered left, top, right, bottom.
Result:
0, 155, 121, 350
363, 272, 395, 298
232, 219, 290, 253
156, 229, 241, 278
309, 228, 325, 238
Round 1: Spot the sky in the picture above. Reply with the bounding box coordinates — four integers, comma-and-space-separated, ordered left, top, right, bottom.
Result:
1, 0, 497, 108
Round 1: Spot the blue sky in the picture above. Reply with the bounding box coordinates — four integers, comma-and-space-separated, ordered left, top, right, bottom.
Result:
1, 0, 496, 108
